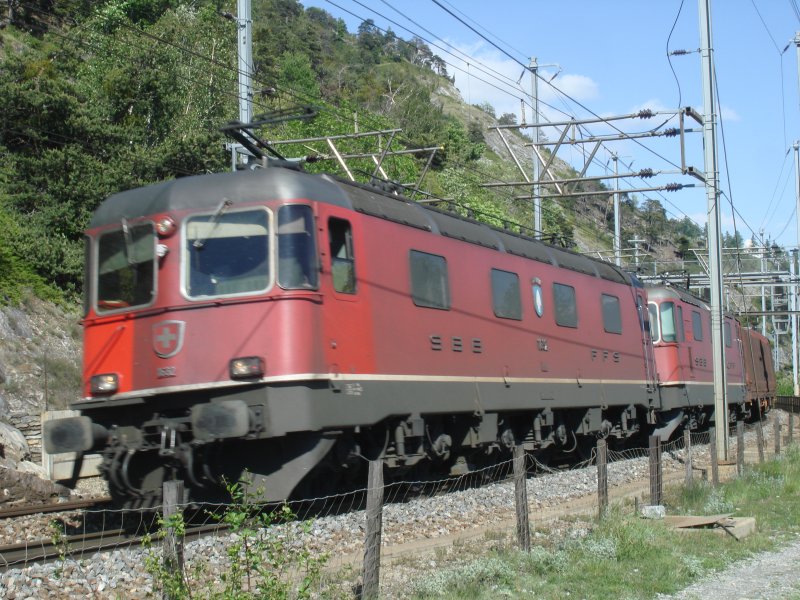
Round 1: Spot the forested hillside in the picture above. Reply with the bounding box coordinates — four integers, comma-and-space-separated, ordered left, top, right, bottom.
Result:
0, 0, 705, 303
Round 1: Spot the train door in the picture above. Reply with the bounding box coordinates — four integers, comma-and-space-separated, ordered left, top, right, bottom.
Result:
320, 210, 375, 376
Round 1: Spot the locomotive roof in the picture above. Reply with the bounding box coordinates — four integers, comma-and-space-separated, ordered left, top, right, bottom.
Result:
646, 284, 710, 309
91, 166, 635, 287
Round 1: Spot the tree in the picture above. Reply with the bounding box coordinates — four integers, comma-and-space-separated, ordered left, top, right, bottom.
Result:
498, 112, 517, 126
474, 101, 495, 117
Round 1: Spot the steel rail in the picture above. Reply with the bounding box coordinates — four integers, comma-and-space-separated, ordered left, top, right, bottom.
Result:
0, 523, 223, 570
0, 497, 112, 520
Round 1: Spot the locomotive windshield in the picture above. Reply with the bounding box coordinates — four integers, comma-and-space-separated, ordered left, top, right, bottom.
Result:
96, 222, 156, 312
185, 208, 271, 298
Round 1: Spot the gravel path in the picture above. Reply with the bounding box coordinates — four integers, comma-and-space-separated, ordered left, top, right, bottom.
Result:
657, 535, 800, 600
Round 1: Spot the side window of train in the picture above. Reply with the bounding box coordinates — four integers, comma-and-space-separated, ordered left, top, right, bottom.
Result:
278, 205, 319, 290
724, 321, 732, 347
491, 269, 522, 320
328, 218, 356, 294
692, 310, 703, 341
601, 294, 622, 334
676, 305, 685, 341
409, 250, 450, 310
553, 283, 577, 328
647, 302, 661, 342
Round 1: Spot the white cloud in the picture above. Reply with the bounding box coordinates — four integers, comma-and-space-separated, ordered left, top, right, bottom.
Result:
719, 104, 740, 122
543, 74, 598, 103
440, 38, 599, 124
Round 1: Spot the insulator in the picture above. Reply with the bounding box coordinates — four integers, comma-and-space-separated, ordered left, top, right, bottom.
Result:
637, 109, 654, 119
670, 49, 690, 55
663, 128, 680, 137
638, 168, 655, 178
665, 183, 683, 192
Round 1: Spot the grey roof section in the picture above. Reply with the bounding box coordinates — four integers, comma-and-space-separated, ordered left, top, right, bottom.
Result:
646, 284, 710, 309
90, 167, 635, 286
90, 168, 353, 228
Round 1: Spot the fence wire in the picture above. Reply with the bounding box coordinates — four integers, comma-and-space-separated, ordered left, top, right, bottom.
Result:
0, 409, 796, 599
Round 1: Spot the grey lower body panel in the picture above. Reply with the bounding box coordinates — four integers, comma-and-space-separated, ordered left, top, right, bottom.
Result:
258, 378, 652, 436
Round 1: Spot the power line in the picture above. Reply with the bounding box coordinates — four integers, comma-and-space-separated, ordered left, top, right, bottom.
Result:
665, 0, 686, 110
15, 1, 702, 255
436, 0, 530, 63
324, 0, 700, 233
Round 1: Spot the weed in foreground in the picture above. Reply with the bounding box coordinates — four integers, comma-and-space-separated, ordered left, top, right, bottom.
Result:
143, 479, 329, 599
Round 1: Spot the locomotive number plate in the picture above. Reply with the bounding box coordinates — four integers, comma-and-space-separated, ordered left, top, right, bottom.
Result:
157, 366, 177, 378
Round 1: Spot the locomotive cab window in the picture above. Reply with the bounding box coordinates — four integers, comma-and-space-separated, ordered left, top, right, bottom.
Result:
278, 205, 318, 290
601, 294, 622, 334
185, 208, 270, 298
553, 283, 577, 328
329, 218, 356, 294
491, 269, 522, 320
96, 222, 156, 312
648, 302, 660, 342
660, 301, 677, 342
692, 310, 704, 341
409, 250, 450, 309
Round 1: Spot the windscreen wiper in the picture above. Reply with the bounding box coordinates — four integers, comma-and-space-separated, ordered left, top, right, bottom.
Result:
192, 198, 233, 250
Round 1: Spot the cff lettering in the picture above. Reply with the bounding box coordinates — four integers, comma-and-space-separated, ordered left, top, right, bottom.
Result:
590, 349, 620, 363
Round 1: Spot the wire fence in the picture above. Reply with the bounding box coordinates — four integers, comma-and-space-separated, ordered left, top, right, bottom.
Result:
1, 408, 796, 599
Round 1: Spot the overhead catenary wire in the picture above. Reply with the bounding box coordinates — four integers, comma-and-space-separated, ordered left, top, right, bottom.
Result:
17, 1, 703, 254
354, 0, 702, 228
322, 0, 703, 233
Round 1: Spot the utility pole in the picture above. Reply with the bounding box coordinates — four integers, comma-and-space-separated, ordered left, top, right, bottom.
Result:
795, 141, 800, 395
231, 0, 253, 171
760, 229, 767, 337
629, 237, 645, 269
699, 0, 728, 459
530, 57, 542, 239
792, 249, 799, 395
613, 153, 621, 266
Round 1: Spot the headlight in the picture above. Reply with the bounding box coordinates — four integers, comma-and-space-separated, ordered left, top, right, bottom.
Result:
90, 373, 119, 395
229, 357, 264, 379
155, 215, 176, 237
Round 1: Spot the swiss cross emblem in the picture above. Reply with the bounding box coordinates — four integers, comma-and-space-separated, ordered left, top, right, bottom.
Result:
153, 320, 185, 359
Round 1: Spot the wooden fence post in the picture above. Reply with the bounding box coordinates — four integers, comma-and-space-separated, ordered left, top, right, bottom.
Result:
775, 417, 781, 456
362, 460, 383, 600
162, 480, 185, 600
684, 430, 692, 486
514, 445, 531, 551
597, 439, 608, 518
709, 427, 719, 486
790, 412, 794, 446
649, 435, 662, 506
736, 420, 744, 475
757, 420, 765, 463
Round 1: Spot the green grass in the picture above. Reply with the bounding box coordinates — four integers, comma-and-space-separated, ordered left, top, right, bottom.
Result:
407, 447, 800, 599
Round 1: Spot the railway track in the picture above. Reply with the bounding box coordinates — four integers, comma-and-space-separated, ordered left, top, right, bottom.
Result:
0, 497, 112, 520
0, 522, 223, 570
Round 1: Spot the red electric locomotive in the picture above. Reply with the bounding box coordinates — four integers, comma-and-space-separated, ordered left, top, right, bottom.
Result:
42, 163, 773, 506
647, 285, 775, 428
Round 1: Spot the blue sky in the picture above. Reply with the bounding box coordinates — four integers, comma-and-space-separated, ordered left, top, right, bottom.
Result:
300, 0, 800, 250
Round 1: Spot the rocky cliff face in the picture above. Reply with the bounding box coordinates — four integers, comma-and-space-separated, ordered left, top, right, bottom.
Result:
0, 294, 81, 471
